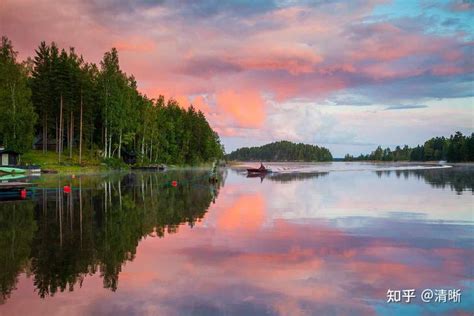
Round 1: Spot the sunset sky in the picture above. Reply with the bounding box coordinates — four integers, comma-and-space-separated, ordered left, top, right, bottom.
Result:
1, 0, 473, 156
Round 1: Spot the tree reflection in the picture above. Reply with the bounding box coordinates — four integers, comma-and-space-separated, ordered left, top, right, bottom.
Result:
0, 201, 37, 304
244, 172, 329, 183
0, 170, 223, 301
375, 166, 474, 194
268, 172, 328, 183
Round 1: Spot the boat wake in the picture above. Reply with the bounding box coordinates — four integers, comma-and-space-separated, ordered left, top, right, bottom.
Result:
235, 162, 452, 175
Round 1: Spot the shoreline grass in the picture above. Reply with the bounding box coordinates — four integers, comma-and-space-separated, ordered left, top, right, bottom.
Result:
20, 150, 220, 174
21, 150, 106, 174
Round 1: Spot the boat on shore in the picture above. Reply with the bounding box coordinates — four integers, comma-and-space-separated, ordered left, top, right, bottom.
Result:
0, 165, 41, 174
0, 167, 26, 174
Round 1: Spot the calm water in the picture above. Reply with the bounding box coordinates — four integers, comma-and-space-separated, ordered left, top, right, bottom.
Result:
0, 163, 472, 315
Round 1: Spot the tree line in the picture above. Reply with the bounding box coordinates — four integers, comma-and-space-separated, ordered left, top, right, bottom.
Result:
0, 36, 224, 164
344, 132, 474, 162
226, 140, 333, 161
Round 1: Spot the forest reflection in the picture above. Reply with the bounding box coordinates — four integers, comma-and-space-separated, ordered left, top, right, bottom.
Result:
246, 172, 329, 183
0, 170, 224, 303
374, 166, 474, 194
268, 172, 328, 182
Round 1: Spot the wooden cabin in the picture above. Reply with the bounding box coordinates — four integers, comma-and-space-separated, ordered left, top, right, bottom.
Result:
33, 136, 57, 151
0, 147, 20, 166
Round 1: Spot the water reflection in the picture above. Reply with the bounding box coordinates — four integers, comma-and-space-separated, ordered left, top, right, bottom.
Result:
268, 172, 329, 183
0, 164, 472, 315
0, 170, 223, 302
246, 172, 329, 183
0, 201, 36, 304
242, 165, 472, 193
375, 166, 474, 194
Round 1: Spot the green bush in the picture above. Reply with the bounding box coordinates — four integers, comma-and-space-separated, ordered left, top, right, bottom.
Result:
103, 158, 129, 170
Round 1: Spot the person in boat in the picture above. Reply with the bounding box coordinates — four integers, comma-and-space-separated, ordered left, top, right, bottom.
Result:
247, 163, 268, 174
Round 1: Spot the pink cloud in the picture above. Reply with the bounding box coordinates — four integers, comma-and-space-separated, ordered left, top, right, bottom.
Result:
431, 65, 465, 76
216, 90, 266, 128
449, 0, 474, 11
228, 46, 323, 75
1, 0, 472, 145
112, 37, 156, 53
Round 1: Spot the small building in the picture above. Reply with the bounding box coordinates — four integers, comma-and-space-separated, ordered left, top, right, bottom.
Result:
33, 136, 57, 151
0, 146, 20, 166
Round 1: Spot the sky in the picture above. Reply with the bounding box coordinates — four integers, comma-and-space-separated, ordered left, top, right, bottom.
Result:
1, 0, 473, 157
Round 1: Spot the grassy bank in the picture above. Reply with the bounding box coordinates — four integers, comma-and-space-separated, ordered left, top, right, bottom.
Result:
21, 150, 108, 174
20, 150, 220, 174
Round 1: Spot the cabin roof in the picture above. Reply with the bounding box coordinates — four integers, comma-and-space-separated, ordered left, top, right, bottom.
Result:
0, 149, 20, 155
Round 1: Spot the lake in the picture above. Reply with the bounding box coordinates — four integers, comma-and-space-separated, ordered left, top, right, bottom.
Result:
0, 162, 472, 315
